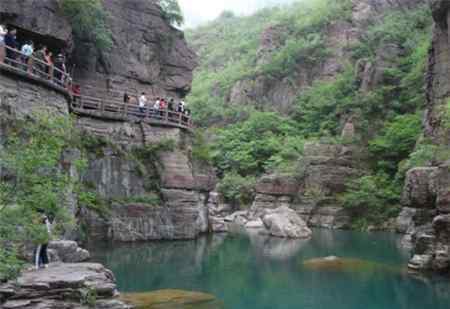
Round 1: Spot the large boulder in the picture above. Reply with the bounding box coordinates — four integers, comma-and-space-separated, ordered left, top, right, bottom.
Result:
261, 206, 312, 239
0, 263, 130, 309
48, 240, 90, 263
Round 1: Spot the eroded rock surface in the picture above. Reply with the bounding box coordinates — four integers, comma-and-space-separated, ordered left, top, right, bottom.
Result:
0, 263, 130, 309
261, 206, 312, 239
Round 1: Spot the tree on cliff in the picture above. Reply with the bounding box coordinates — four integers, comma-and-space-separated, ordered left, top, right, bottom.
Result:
59, 0, 113, 51
158, 0, 184, 27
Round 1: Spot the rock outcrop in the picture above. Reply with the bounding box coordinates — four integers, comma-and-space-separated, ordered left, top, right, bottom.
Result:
396, 0, 450, 273
225, 0, 422, 114
0, 263, 130, 309
73, 0, 197, 98
246, 142, 363, 230
261, 206, 312, 239
78, 118, 213, 241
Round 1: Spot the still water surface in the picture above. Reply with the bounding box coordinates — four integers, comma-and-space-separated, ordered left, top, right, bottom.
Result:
91, 229, 450, 309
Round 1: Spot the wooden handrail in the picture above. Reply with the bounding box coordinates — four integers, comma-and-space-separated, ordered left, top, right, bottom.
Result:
0, 45, 193, 132
71, 94, 193, 131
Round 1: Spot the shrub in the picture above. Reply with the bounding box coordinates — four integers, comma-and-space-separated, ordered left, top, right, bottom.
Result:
158, 0, 184, 27
369, 114, 422, 174
60, 0, 113, 51
217, 173, 256, 206
343, 173, 401, 229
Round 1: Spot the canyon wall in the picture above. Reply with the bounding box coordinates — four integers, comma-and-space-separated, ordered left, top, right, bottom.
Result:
397, 0, 450, 273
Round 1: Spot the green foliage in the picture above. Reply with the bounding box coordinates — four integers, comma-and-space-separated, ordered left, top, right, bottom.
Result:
343, 173, 401, 229
217, 172, 256, 206
60, 0, 113, 51
0, 113, 82, 280
294, 67, 358, 136
211, 112, 301, 176
0, 246, 23, 282
191, 130, 213, 164
369, 114, 422, 174
158, 0, 184, 27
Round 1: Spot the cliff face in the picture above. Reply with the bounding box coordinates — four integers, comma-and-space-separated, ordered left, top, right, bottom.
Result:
74, 0, 197, 98
208, 0, 424, 114
0, 0, 197, 98
0, 1, 213, 242
397, 0, 450, 273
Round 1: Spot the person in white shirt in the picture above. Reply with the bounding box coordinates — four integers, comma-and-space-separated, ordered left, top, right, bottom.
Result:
0, 25, 7, 63
20, 41, 34, 70
138, 92, 147, 115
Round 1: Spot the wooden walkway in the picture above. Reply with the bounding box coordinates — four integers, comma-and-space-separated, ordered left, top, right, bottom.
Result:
70, 95, 193, 131
0, 46, 193, 132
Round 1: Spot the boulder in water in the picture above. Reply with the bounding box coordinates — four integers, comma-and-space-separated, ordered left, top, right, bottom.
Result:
261, 206, 312, 238
302, 256, 398, 274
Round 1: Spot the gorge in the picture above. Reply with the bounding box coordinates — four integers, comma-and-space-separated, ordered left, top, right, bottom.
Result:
0, 0, 450, 308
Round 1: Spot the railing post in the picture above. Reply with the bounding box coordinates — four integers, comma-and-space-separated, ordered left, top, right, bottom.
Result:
164, 109, 169, 124
49, 64, 54, 81
123, 102, 128, 118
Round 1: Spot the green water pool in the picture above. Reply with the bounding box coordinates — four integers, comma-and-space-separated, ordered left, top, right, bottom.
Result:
90, 229, 450, 309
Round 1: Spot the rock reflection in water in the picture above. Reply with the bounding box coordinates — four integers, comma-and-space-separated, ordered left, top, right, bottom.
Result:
247, 229, 309, 260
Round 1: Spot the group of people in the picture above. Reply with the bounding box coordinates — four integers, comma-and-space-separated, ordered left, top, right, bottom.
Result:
0, 24, 69, 87
131, 92, 191, 119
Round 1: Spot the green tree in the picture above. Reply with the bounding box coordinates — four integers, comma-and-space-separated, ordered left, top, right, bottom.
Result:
60, 0, 113, 51
158, 0, 184, 27
0, 114, 83, 281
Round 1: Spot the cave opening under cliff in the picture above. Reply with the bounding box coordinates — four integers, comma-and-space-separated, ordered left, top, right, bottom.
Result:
3, 23, 69, 57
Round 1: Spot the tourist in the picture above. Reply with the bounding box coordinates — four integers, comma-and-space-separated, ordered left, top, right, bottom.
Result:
34, 214, 52, 270
159, 98, 167, 117
178, 100, 185, 113
4, 28, 18, 66
34, 46, 48, 78
54, 54, 66, 86
153, 97, 160, 116
72, 84, 81, 103
123, 92, 130, 104
20, 41, 34, 71
44, 50, 54, 79
0, 24, 7, 63
168, 98, 175, 111
139, 92, 147, 115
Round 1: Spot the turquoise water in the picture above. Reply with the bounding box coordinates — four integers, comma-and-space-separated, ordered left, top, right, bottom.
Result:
91, 230, 450, 309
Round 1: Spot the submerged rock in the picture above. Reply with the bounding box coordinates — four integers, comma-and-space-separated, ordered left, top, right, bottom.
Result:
302, 256, 398, 274
120, 289, 223, 309
261, 206, 312, 239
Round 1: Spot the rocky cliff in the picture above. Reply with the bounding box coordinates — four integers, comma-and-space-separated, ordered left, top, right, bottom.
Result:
0, 0, 214, 243
199, 0, 424, 115
0, 0, 197, 98
396, 0, 450, 273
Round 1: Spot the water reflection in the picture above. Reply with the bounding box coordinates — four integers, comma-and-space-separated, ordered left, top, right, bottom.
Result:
91, 230, 450, 309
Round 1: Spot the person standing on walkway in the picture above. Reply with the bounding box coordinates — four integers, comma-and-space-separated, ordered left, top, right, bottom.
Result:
0, 24, 7, 63
4, 28, 18, 66
35, 214, 52, 270
20, 41, 34, 71
139, 92, 148, 115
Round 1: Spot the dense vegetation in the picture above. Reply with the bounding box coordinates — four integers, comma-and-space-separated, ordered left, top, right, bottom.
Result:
0, 114, 84, 280
187, 0, 434, 227
60, 0, 113, 51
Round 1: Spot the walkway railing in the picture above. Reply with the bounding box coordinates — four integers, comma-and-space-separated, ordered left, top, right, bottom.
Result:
0, 45, 194, 131
70, 94, 193, 131
0, 45, 71, 92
